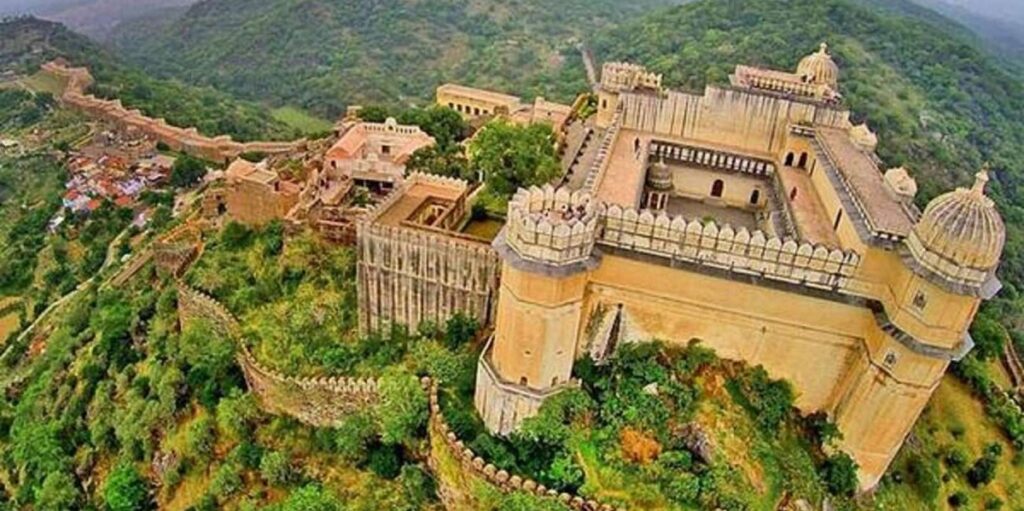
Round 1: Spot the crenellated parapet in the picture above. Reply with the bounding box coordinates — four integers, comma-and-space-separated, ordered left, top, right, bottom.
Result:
429, 382, 624, 511
237, 344, 381, 427
503, 186, 603, 267
600, 62, 662, 93
600, 206, 862, 292
41, 61, 305, 162
154, 224, 202, 276
176, 284, 241, 337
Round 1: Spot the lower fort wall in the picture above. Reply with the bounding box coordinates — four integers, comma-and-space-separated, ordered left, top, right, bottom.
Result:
175, 282, 613, 510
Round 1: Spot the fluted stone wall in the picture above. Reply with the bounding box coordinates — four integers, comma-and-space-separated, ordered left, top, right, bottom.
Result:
357, 224, 501, 335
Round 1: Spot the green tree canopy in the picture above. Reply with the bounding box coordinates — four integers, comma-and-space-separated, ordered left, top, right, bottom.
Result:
468, 120, 561, 200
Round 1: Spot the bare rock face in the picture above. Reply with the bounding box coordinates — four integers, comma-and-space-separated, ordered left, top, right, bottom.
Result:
679, 422, 714, 463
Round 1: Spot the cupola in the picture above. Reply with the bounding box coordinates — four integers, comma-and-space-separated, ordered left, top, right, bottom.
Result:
904, 168, 1005, 297
797, 43, 839, 90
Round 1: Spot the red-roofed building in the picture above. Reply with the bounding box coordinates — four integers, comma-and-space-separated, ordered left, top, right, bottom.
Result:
325, 117, 435, 191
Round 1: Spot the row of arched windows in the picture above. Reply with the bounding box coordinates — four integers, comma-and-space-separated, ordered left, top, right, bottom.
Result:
785, 151, 809, 169
709, 179, 761, 205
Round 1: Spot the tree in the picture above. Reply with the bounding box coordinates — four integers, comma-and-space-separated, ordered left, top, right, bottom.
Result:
819, 452, 858, 497
406, 146, 472, 181
443, 313, 479, 350
170, 154, 207, 188
468, 120, 560, 199
216, 389, 259, 442
34, 471, 80, 510
967, 443, 1003, 487
103, 462, 151, 511
375, 369, 428, 445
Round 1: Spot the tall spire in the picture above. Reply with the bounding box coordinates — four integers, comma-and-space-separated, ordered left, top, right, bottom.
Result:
972, 164, 990, 196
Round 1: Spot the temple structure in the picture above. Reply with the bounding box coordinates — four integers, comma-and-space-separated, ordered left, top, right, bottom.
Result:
472, 44, 1005, 489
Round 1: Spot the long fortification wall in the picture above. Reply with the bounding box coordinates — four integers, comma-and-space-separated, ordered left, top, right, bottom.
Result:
428, 383, 624, 511
175, 281, 613, 509
41, 61, 304, 163
176, 284, 382, 425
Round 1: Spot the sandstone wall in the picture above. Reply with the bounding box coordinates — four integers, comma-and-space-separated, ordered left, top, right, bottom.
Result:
428, 383, 623, 511
357, 222, 501, 334
238, 346, 380, 427
41, 62, 304, 163
618, 86, 851, 158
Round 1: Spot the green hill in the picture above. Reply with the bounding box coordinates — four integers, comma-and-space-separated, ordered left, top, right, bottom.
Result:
0, 16, 300, 141
109, 0, 686, 118
591, 0, 1024, 331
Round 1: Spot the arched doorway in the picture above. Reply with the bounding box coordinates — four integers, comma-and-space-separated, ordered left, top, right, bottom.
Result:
785, 153, 795, 166
749, 189, 761, 205
711, 179, 725, 198
798, 152, 809, 168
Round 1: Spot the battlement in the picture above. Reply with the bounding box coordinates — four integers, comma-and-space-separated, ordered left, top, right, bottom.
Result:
362, 117, 428, 137
600, 205, 862, 292
504, 186, 603, 266
600, 62, 662, 93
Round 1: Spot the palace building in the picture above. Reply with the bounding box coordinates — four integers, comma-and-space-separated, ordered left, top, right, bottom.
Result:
467, 44, 1005, 489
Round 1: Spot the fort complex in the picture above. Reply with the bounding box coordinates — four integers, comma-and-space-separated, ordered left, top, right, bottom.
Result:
68, 43, 1004, 492
471, 45, 1005, 489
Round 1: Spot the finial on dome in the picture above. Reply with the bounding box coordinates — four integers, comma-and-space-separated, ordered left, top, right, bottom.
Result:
972, 164, 990, 196
819, 42, 829, 54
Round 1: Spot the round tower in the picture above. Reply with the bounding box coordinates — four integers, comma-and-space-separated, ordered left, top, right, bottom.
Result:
832, 167, 1004, 488
474, 186, 602, 435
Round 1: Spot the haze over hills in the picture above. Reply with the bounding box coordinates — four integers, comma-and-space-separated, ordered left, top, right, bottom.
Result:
108, 0, 687, 119
911, 0, 1024, 62
0, 0, 197, 39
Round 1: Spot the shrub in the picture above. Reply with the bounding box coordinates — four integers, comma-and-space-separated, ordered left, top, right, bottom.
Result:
819, 452, 859, 497
967, 445, 1002, 487
948, 491, 969, 508
367, 443, 402, 479
375, 369, 428, 445
259, 451, 291, 486
209, 462, 243, 500
34, 471, 80, 510
103, 462, 151, 511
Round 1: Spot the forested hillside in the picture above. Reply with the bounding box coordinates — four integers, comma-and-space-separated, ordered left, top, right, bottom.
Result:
109, 0, 685, 118
592, 0, 1024, 330
0, 17, 298, 141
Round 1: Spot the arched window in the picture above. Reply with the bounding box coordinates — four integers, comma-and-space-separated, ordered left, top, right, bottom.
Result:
749, 189, 761, 205
519, 377, 528, 386
551, 377, 559, 386
602, 99, 608, 109
790, 187, 798, 201
711, 179, 725, 198
785, 153, 795, 166
798, 152, 809, 168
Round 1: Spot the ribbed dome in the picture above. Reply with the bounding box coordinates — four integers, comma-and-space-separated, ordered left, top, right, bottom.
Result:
797, 43, 839, 89
905, 169, 1004, 293
646, 158, 673, 192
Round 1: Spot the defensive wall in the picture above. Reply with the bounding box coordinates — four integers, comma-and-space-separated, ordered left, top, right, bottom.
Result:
175, 281, 617, 510
41, 61, 305, 163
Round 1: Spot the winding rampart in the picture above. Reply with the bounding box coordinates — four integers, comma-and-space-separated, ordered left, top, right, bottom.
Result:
41, 61, 305, 163
175, 282, 624, 510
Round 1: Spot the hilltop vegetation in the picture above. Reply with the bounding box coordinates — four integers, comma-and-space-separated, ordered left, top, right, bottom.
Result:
0, 16, 299, 142
109, 0, 685, 118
